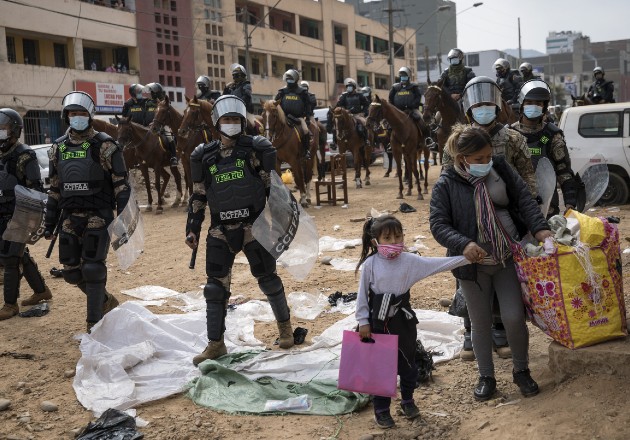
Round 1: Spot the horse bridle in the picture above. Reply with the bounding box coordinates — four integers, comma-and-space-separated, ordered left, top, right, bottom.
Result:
367, 102, 383, 131
181, 102, 213, 142
333, 110, 354, 141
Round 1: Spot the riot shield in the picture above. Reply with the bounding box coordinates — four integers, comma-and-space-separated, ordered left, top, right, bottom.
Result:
252, 171, 319, 280
577, 154, 609, 211
2, 185, 47, 244
107, 186, 144, 270
535, 157, 556, 218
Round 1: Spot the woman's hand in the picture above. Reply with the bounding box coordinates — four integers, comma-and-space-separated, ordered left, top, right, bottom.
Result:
534, 230, 553, 242
463, 242, 487, 263
358, 324, 371, 340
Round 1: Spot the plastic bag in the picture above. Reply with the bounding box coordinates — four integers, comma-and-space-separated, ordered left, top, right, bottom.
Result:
107, 185, 144, 270
264, 394, 311, 412
19, 302, 50, 318
447, 287, 468, 318
338, 330, 398, 397
76, 408, 143, 440
415, 339, 435, 385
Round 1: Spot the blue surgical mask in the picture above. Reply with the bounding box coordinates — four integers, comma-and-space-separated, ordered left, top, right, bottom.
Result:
346, 85, 354, 92
466, 159, 493, 177
471, 105, 497, 125
523, 104, 543, 119
400, 75, 409, 82
287, 79, 295, 84
69, 116, 90, 131
450, 58, 461, 66
135, 93, 143, 100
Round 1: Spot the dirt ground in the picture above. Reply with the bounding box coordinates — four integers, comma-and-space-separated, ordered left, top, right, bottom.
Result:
1, 159, 630, 440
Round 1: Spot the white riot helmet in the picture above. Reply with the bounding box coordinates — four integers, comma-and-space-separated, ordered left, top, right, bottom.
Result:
447, 48, 464, 66
517, 79, 551, 106
196, 75, 211, 89
211, 95, 247, 127
61, 91, 95, 123
344, 77, 357, 88
461, 76, 502, 114
493, 58, 510, 72
519, 62, 533, 76
398, 67, 412, 81
283, 69, 299, 83
300, 80, 310, 90
230, 63, 247, 79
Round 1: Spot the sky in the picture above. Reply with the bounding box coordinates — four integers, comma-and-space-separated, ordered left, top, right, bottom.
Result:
445, 0, 630, 54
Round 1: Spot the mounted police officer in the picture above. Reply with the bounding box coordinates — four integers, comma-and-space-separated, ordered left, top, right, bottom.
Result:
360, 86, 373, 115
511, 80, 582, 217
144, 82, 178, 166
275, 69, 312, 160
196, 75, 221, 102
222, 64, 254, 113
587, 66, 615, 104
519, 62, 539, 82
0, 108, 52, 320
44, 91, 130, 332
389, 67, 424, 122
121, 84, 146, 125
299, 80, 317, 118
442, 77, 538, 361
186, 95, 294, 366
439, 49, 476, 100
494, 58, 523, 107
336, 77, 370, 144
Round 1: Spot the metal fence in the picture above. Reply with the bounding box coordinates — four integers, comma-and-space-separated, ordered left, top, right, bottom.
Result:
23, 110, 65, 145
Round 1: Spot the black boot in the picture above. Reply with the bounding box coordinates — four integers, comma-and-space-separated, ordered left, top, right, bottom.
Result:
169, 141, 179, 166
474, 376, 497, 401
513, 368, 539, 397
302, 134, 311, 160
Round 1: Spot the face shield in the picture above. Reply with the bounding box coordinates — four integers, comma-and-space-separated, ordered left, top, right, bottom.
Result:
462, 80, 502, 114
62, 92, 95, 119
211, 96, 247, 126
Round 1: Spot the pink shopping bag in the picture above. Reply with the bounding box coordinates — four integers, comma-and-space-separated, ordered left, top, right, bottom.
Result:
337, 330, 398, 397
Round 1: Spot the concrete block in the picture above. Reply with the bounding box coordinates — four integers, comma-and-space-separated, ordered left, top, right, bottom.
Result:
548, 335, 630, 383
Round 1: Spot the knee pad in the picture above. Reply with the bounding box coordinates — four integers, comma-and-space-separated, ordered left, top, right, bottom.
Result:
0, 239, 25, 258
258, 273, 283, 297
82, 228, 111, 262
82, 262, 107, 283
59, 232, 82, 266
203, 280, 229, 303
243, 240, 276, 278
205, 237, 235, 278
63, 268, 83, 285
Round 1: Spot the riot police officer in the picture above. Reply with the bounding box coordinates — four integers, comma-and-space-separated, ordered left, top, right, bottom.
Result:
439, 49, 476, 100
121, 83, 146, 125
222, 64, 254, 114
144, 82, 178, 165
335, 78, 370, 144
196, 75, 221, 101
388, 67, 423, 121
587, 66, 615, 103
275, 70, 312, 159
185, 95, 294, 366
44, 91, 130, 332
519, 62, 539, 82
300, 80, 318, 117
0, 108, 52, 320
360, 86, 372, 115
511, 80, 581, 217
493, 58, 523, 105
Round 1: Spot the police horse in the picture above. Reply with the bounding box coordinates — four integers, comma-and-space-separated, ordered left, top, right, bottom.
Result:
261, 99, 317, 207
367, 95, 431, 199
115, 115, 183, 213
331, 106, 372, 188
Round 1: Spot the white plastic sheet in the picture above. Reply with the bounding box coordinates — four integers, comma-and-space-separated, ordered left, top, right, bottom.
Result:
318, 236, 362, 252
74, 296, 463, 416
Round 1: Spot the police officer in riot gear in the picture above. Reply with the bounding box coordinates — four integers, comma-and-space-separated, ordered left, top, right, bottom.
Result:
44, 91, 130, 332
389, 67, 424, 122
144, 82, 179, 166
336, 77, 370, 144
442, 77, 538, 361
360, 86, 372, 115
0, 108, 52, 320
519, 63, 539, 82
494, 58, 523, 105
185, 95, 294, 366
587, 66, 615, 103
275, 70, 312, 160
121, 84, 146, 125
511, 80, 582, 217
222, 64, 254, 113
196, 75, 221, 101
439, 49, 476, 100
300, 80, 318, 117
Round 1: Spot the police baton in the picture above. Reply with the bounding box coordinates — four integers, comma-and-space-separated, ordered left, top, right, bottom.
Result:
45, 210, 64, 259
187, 235, 198, 269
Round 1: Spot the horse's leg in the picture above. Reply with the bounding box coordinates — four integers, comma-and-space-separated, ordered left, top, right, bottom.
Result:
364, 140, 372, 186
291, 157, 308, 208
159, 167, 171, 205
393, 144, 404, 199
140, 164, 153, 212
153, 168, 163, 214
423, 149, 430, 194
354, 148, 362, 189
169, 164, 183, 208
385, 151, 393, 177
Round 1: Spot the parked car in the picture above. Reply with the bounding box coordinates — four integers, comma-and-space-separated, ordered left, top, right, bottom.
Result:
559, 102, 630, 205
29, 144, 52, 190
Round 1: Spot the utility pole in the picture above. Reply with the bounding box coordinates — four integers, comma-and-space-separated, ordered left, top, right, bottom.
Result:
384, 0, 402, 87
517, 17, 522, 65
244, 3, 250, 77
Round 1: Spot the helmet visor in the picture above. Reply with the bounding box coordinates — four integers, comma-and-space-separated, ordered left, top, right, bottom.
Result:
62, 92, 95, 117
0, 113, 13, 127
518, 80, 550, 105
211, 96, 247, 126
462, 81, 502, 113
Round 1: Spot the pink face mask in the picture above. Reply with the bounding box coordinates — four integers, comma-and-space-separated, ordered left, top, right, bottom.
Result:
376, 242, 405, 260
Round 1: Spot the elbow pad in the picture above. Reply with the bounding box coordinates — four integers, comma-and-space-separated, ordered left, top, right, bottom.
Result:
252, 136, 277, 173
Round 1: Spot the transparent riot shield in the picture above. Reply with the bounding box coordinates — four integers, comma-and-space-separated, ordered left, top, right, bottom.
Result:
577, 154, 609, 212
3, 185, 47, 244
107, 185, 144, 270
252, 171, 319, 280
535, 157, 556, 218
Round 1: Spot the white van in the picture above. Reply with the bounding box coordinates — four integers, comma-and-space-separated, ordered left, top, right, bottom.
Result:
558, 102, 630, 205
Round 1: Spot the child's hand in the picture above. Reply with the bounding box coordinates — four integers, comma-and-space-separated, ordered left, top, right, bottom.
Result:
359, 324, 371, 339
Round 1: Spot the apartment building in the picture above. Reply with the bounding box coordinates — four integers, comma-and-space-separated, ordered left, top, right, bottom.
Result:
191, 0, 417, 110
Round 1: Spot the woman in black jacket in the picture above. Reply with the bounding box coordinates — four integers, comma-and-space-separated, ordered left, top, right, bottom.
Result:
429, 124, 552, 401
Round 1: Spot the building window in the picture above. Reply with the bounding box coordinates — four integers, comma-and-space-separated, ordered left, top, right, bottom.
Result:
156, 28, 162, 38
208, 67, 213, 76
334, 26, 343, 45
218, 26, 223, 36
22, 39, 38, 65
213, 54, 218, 64
168, 91, 175, 101
212, 25, 217, 36
176, 77, 182, 87
215, 80, 222, 89
220, 68, 225, 77
159, 74, 165, 84
6, 36, 16, 63
300, 19, 320, 40
213, 40, 218, 51
173, 45, 179, 56
373, 37, 388, 54
163, 15, 170, 25
172, 31, 178, 41
220, 55, 224, 64
206, 24, 211, 35
207, 54, 212, 63
174, 61, 180, 72
214, 67, 220, 77
206, 39, 212, 50
355, 32, 370, 51
164, 29, 171, 40
170, 1, 176, 11
83, 47, 102, 70
357, 70, 370, 87
393, 42, 404, 59
172, 17, 177, 27
219, 41, 224, 51
166, 60, 172, 71
158, 59, 164, 69
53, 43, 67, 68
165, 44, 171, 55
155, 13, 161, 23
466, 53, 479, 67
176, 91, 182, 102
375, 74, 388, 89
252, 58, 260, 75
157, 42, 163, 54
167, 76, 174, 86
335, 65, 344, 84
154, 0, 160, 8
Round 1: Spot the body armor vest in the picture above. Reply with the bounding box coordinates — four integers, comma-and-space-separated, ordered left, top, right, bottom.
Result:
445, 67, 469, 95
56, 133, 115, 210
199, 90, 221, 101
202, 140, 266, 225
0, 144, 31, 214
496, 70, 520, 102
143, 100, 157, 126
392, 84, 420, 110
339, 92, 363, 114
123, 99, 145, 125
279, 88, 307, 117
514, 123, 560, 170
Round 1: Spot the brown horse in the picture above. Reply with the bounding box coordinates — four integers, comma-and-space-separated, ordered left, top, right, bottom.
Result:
368, 95, 430, 199
331, 107, 372, 188
92, 119, 155, 210
115, 115, 183, 213
178, 97, 219, 196
571, 93, 596, 106
261, 99, 313, 207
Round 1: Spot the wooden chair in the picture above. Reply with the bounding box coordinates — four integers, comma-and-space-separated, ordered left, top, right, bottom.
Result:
315, 154, 348, 206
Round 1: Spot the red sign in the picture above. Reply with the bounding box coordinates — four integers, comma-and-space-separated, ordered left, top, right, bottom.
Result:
74, 81, 131, 113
